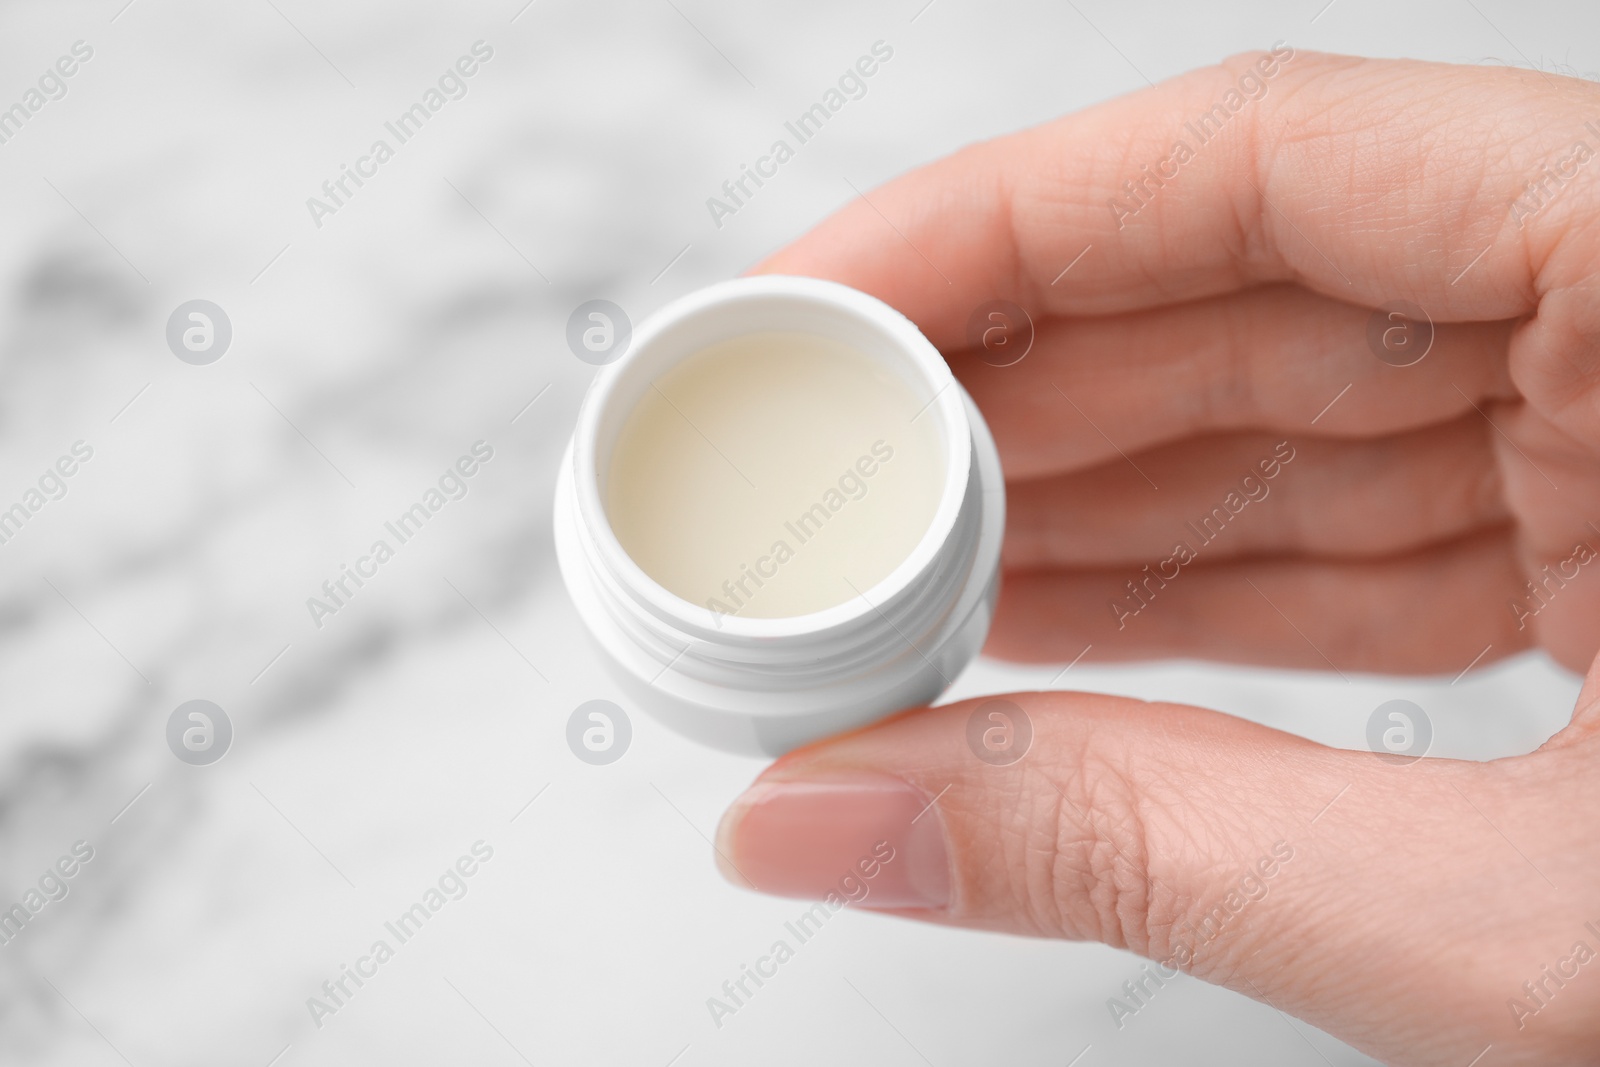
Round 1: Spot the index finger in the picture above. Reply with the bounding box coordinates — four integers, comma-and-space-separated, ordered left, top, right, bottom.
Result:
754, 49, 1600, 347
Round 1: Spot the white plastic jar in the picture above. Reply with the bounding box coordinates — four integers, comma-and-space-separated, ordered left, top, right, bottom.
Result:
553, 276, 1003, 756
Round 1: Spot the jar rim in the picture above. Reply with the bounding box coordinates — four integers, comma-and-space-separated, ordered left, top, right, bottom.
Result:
570, 275, 973, 641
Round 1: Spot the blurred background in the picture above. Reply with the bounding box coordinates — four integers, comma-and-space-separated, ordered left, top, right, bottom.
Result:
0, 0, 1594, 1063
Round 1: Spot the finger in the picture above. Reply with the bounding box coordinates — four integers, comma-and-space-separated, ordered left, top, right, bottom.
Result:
715, 692, 1600, 1063
1543, 644, 1600, 752
1479, 399, 1600, 670
755, 50, 1598, 342
750, 49, 1600, 674
988, 527, 1530, 674
1004, 417, 1507, 569
947, 285, 1514, 480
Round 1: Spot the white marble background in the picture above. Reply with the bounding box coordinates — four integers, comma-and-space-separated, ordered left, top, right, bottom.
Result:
0, 0, 1593, 1064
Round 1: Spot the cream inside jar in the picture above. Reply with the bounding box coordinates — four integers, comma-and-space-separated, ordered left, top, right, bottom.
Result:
604, 330, 944, 619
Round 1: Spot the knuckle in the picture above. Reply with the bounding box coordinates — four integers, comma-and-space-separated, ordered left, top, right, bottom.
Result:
1004, 733, 1279, 976
1009, 743, 1161, 953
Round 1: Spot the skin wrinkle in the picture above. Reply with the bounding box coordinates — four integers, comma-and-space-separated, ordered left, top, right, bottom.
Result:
1136, 741, 1316, 984
1097, 732, 1255, 961
998, 744, 1154, 950
1373, 88, 1486, 250
1522, 153, 1600, 305
1236, 56, 1314, 288
1012, 143, 1107, 310
1254, 50, 1370, 129
1265, 65, 1531, 312
1068, 757, 1154, 954
990, 783, 1057, 937
1016, 777, 1068, 937
1143, 816, 1280, 974
990, 142, 1034, 316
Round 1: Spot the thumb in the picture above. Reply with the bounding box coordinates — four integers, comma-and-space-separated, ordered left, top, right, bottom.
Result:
714, 691, 1600, 1064
715, 692, 1350, 946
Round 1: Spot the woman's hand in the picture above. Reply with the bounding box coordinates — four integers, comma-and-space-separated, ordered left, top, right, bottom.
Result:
718, 50, 1600, 1065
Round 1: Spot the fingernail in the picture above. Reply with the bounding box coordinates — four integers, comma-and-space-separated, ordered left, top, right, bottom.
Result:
715, 772, 950, 909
